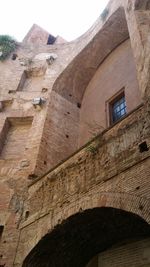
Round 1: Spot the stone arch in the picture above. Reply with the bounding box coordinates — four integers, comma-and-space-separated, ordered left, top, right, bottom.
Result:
22, 206, 150, 267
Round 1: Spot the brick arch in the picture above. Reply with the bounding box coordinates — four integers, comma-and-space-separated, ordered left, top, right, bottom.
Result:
21, 191, 150, 267
22, 205, 150, 267
52, 191, 150, 228
52, 7, 129, 105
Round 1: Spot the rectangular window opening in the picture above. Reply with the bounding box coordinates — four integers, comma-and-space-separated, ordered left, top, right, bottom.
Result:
109, 91, 127, 125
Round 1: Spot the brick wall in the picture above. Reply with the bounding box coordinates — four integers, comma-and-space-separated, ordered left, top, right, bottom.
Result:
22, 24, 50, 45
0, 0, 150, 266
87, 238, 150, 267
0, 118, 32, 159
14, 103, 150, 266
79, 39, 141, 146
35, 91, 79, 175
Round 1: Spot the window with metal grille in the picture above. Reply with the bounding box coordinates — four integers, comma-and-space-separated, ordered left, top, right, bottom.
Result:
110, 92, 126, 124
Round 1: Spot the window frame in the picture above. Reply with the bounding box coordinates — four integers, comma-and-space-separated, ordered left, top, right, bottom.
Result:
106, 89, 127, 126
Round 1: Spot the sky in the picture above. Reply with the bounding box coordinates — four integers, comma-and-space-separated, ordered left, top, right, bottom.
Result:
0, 0, 109, 42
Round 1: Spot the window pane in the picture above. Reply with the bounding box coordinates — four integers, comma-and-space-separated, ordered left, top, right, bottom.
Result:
111, 94, 126, 123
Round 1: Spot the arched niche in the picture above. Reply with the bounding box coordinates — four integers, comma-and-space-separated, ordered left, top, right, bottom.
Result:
52, 7, 129, 105
51, 7, 143, 148
79, 38, 141, 145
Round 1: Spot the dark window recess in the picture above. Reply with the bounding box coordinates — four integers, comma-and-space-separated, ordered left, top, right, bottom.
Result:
25, 211, 30, 220
110, 93, 126, 124
0, 226, 4, 241
139, 141, 149, 153
47, 34, 56, 45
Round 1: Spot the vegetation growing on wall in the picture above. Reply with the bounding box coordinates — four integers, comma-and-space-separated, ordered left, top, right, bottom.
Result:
0, 35, 17, 61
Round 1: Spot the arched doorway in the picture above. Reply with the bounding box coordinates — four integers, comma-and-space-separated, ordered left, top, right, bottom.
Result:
22, 207, 150, 267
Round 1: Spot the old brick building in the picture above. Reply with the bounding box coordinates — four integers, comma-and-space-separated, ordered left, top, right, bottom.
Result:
0, 0, 150, 266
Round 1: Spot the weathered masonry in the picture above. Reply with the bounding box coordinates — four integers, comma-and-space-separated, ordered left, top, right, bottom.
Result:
0, 0, 150, 266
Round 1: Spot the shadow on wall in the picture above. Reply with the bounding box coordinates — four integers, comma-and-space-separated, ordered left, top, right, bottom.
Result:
22, 207, 150, 267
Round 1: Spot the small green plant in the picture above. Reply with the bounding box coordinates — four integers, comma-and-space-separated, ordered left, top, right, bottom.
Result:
86, 144, 98, 154
84, 121, 104, 154
27, 58, 33, 65
86, 138, 101, 155
0, 35, 17, 61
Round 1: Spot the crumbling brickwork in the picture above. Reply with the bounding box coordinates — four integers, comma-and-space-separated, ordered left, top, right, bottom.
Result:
0, 0, 150, 266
